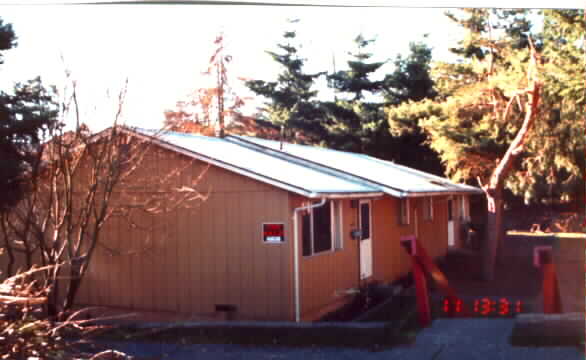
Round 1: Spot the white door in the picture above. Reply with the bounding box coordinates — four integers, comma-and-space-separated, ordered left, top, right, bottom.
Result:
447, 198, 455, 247
359, 200, 373, 279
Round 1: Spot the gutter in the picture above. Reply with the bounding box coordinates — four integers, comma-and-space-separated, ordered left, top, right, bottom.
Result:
292, 198, 327, 322
401, 190, 483, 198
316, 192, 384, 199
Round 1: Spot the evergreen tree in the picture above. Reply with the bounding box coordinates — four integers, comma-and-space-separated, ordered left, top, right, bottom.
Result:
322, 34, 387, 154
0, 18, 59, 212
245, 21, 326, 144
383, 41, 443, 175
386, 9, 584, 280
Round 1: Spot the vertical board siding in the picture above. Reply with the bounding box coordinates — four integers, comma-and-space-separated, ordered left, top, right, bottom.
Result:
292, 196, 360, 320
370, 196, 450, 290
73, 147, 292, 321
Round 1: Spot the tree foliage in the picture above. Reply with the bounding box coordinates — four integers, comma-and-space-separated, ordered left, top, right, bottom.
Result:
0, 18, 59, 212
321, 34, 388, 154
164, 33, 247, 136
245, 21, 326, 143
387, 9, 584, 205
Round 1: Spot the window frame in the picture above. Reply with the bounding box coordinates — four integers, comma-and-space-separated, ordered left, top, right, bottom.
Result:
399, 198, 410, 225
301, 200, 343, 257
423, 197, 434, 221
332, 200, 344, 251
460, 196, 470, 221
359, 199, 372, 240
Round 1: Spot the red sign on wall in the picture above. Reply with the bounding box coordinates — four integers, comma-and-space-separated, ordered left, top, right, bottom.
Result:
263, 223, 284, 243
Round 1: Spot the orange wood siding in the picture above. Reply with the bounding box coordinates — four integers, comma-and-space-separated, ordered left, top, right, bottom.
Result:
74, 146, 293, 321
291, 196, 360, 320
371, 196, 450, 284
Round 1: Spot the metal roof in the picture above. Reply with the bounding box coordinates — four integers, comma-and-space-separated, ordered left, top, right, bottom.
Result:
129, 128, 383, 198
227, 135, 483, 197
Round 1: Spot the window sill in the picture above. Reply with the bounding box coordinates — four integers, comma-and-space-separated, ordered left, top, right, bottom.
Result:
302, 249, 337, 259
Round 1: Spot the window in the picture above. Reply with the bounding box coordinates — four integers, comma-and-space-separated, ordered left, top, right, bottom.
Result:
313, 201, 331, 253
301, 200, 343, 256
360, 202, 370, 239
461, 196, 470, 221
332, 200, 343, 250
424, 197, 433, 221
399, 198, 410, 225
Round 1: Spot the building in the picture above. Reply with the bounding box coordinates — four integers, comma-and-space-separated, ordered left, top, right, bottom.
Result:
74, 128, 483, 321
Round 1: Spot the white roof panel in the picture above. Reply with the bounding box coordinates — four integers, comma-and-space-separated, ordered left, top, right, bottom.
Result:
229, 135, 482, 195
132, 128, 381, 196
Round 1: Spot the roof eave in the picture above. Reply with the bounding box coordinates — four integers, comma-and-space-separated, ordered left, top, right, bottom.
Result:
400, 190, 484, 198
311, 192, 385, 199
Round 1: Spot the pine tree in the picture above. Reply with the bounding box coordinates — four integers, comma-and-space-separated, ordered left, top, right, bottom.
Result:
322, 34, 387, 154
0, 18, 59, 212
245, 20, 326, 144
384, 41, 443, 175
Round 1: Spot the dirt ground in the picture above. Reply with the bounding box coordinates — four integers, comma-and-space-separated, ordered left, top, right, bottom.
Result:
436, 229, 584, 317
435, 234, 558, 316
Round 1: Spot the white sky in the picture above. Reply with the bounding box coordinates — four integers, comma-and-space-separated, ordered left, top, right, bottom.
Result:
0, 1, 581, 131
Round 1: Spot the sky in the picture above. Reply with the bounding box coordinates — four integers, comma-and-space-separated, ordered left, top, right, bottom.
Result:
0, 1, 582, 131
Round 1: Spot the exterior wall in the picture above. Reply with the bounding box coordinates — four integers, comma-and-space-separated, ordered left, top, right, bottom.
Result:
294, 194, 454, 320
291, 196, 360, 321
371, 196, 450, 284
76, 146, 293, 321
415, 196, 450, 259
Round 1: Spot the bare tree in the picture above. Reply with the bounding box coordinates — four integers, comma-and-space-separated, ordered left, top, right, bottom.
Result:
0, 76, 208, 317
164, 32, 249, 136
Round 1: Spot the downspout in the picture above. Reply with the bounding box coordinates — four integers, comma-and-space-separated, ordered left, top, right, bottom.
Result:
292, 197, 327, 322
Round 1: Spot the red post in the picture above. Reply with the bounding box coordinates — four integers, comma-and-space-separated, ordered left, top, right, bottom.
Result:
401, 235, 458, 326
412, 257, 432, 327
534, 246, 562, 314
542, 262, 562, 314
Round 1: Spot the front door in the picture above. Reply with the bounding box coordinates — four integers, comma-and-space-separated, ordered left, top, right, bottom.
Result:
447, 198, 455, 247
359, 200, 373, 279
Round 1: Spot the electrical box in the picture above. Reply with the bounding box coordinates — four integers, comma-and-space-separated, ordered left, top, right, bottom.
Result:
400, 235, 417, 256
350, 229, 362, 240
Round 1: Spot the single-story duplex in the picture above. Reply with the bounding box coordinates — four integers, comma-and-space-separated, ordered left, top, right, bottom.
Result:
74, 127, 483, 322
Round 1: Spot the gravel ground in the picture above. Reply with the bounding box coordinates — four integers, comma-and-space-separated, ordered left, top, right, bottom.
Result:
101, 319, 583, 360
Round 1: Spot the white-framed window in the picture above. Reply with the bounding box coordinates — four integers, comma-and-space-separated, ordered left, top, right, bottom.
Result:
332, 200, 343, 250
461, 196, 470, 221
399, 198, 410, 225
301, 200, 343, 256
359, 200, 372, 240
424, 197, 433, 221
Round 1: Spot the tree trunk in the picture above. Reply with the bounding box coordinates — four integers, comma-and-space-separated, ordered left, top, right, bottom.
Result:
482, 188, 504, 281
480, 51, 541, 281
